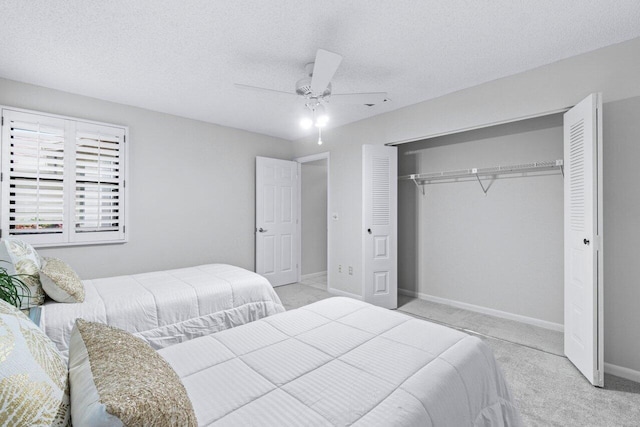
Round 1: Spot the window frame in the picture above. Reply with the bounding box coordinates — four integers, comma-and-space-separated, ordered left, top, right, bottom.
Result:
0, 106, 129, 248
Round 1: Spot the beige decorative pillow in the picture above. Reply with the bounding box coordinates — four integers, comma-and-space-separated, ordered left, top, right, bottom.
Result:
69, 319, 197, 426
0, 238, 45, 309
40, 258, 85, 303
0, 299, 70, 426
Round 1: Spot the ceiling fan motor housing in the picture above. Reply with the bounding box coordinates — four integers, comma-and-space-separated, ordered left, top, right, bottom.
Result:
296, 78, 332, 98
296, 62, 332, 98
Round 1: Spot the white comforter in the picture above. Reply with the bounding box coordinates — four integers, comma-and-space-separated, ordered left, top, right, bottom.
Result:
159, 297, 522, 426
39, 264, 284, 359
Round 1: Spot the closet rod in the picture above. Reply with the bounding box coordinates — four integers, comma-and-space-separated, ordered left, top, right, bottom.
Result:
399, 159, 564, 195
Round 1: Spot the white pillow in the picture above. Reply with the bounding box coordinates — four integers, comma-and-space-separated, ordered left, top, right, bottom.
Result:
0, 238, 45, 309
0, 299, 70, 426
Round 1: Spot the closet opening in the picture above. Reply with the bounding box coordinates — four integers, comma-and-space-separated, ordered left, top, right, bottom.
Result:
397, 113, 565, 331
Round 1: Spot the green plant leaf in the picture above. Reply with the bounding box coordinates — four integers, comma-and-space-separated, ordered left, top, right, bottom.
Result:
0, 261, 32, 308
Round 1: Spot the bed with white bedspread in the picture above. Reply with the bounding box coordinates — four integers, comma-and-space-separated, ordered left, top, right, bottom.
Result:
35, 263, 285, 359
159, 297, 522, 426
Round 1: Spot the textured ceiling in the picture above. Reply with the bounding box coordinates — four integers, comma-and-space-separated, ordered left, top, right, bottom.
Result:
1, 1, 639, 141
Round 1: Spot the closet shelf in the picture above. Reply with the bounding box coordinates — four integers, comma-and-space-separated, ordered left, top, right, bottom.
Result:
399, 159, 564, 195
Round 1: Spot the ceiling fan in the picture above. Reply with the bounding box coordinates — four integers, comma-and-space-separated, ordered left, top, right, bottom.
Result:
235, 49, 388, 144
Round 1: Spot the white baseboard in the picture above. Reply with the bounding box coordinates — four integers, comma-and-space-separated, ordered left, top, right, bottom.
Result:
398, 288, 564, 333
328, 286, 363, 300
300, 271, 327, 281
398, 290, 640, 385
604, 362, 640, 384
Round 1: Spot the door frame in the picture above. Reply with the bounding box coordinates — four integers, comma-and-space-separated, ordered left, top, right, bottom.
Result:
295, 152, 331, 290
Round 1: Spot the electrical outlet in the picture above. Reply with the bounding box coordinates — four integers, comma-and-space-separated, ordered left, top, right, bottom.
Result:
348, 266, 353, 275
338, 265, 342, 273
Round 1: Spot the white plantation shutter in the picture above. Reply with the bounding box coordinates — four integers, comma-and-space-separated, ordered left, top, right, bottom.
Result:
73, 123, 125, 242
1, 111, 67, 245
1, 108, 127, 246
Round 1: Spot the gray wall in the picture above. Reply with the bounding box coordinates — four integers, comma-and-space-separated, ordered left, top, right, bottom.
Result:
398, 115, 564, 325
292, 37, 640, 299
292, 37, 640, 376
0, 78, 294, 279
301, 159, 327, 275
602, 96, 640, 376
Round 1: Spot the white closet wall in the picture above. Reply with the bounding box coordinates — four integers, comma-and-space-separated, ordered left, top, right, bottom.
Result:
399, 114, 564, 325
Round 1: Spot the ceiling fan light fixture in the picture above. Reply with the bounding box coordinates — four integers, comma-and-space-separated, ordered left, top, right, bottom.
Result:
300, 116, 313, 129
299, 107, 315, 129
300, 103, 329, 129
314, 104, 329, 128
235, 48, 387, 140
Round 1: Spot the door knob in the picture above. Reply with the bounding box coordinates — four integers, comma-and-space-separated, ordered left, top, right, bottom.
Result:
258, 227, 268, 233
367, 228, 372, 234
583, 238, 590, 245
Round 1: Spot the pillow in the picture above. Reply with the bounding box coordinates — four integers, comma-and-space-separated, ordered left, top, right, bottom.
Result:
39, 257, 85, 303
0, 299, 70, 426
69, 319, 197, 426
0, 238, 45, 309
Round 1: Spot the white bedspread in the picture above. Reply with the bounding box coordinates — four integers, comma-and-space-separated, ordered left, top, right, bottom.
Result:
159, 297, 522, 426
39, 264, 284, 359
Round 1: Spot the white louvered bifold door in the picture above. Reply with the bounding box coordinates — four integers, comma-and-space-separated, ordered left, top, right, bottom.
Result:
363, 145, 397, 309
1, 111, 69, 245
72, 122, 125, 243
563, 93, 604, 387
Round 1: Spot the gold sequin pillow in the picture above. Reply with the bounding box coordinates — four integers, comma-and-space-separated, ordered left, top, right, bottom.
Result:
0, 238, 45, 309
39, 258, 85, 303
0, 299, 70, 426
69, 319, 197, 426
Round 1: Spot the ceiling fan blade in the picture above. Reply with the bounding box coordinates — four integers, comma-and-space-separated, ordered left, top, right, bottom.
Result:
329, 92, 388, 105
310, 49, 343, 95
234, 83, 294, 96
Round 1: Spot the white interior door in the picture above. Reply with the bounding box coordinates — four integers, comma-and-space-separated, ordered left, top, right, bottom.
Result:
362, 145, 398, 309
564, 93, 604, 387
256, 157, 298, 287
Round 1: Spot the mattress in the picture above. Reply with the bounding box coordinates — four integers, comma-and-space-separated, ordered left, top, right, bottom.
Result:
37, 264, 285, 359
159, 297, 522, 426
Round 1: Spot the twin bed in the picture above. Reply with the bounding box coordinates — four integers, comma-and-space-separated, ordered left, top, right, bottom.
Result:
160, 297, 522, 426
14, 259, 521, 425
31, 263, 285, 359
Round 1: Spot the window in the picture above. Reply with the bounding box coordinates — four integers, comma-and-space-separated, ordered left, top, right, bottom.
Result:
1, 108, 128, 247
